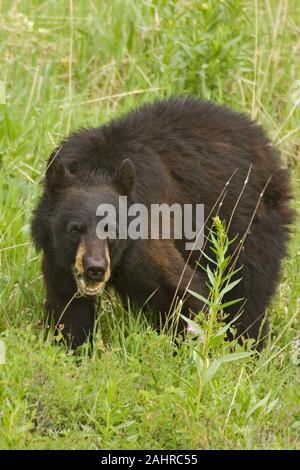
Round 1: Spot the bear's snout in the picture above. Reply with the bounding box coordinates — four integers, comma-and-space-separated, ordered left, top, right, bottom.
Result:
72, 240, 111, 297
84, 257, 106, 282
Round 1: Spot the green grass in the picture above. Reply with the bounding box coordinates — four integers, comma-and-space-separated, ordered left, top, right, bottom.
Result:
0, 0, 299, 450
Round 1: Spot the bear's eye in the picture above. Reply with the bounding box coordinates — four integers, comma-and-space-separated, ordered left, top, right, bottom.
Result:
67, 223, 85, 236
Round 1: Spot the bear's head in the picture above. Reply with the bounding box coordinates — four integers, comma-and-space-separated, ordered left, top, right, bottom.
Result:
44, 157, 135, 297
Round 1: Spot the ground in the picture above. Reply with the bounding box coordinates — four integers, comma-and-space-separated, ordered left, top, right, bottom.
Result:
0, 0, 299, 450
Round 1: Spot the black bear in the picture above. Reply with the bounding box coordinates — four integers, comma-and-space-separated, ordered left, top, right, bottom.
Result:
31, 97, 294, 348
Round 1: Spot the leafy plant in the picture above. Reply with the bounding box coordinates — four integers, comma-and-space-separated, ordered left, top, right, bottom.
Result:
181, 216, 252, 396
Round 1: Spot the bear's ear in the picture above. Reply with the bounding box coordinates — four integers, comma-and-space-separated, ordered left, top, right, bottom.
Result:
46, 161, 75, 192
113, 159, 136, 195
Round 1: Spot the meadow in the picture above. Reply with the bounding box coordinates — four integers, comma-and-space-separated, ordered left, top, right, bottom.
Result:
0, 0, 299, 449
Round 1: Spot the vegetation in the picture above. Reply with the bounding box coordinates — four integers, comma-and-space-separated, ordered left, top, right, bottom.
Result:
0, 0, 299, 449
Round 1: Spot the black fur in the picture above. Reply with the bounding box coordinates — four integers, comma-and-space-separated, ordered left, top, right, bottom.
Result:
31, 97, 294, 348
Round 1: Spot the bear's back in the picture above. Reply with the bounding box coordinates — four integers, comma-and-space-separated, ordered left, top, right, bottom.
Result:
49, 97, 291, 224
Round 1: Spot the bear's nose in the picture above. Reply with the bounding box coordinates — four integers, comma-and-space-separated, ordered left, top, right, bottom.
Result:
85, 260, 106, 282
